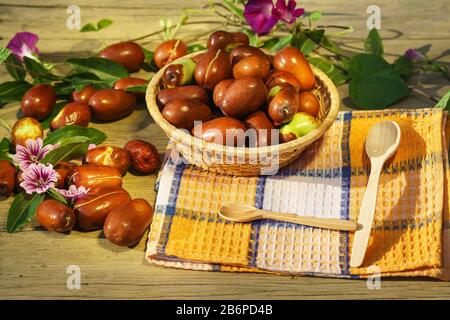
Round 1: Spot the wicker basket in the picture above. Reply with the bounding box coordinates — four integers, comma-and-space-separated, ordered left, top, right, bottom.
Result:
146, 50, 340, 176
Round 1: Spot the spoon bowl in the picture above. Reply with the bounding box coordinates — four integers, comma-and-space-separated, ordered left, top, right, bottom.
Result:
365, 121, 401, 159
219, 204, 359, 231
219, 204, 263, 222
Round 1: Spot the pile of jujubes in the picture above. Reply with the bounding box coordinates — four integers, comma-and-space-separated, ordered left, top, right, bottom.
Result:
156, 30, 321, 147
2, 39, 166, 246
1, 132, 160, 246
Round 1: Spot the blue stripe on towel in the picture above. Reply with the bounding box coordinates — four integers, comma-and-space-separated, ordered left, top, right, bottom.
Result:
160, 163, 186, 256
340, 111, 352, 275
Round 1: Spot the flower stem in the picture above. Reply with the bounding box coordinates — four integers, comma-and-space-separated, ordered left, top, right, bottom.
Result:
409, 86, 440, 103
128, 20, 239, 42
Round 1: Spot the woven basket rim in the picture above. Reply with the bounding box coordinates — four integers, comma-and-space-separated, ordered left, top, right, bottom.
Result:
146, 50, 340, 156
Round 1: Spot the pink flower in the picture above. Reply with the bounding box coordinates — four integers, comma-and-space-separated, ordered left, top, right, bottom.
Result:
13, 138, 56, 170
273, 0, 305, 24
6, 32, 40, 62
244, 0, 304, 35
58, 185, 90, 202
20, 163, 58, 194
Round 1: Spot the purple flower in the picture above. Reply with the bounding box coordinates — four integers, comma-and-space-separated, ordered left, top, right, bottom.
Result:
405, 48, 425, 61
6, 32, 40, 62
244, 0, 279, 35
20, 163, 58, 194
244, 0, 305, 35
273, 0, 305, 24
58, 185, 90, 202
13, 138, 56, 170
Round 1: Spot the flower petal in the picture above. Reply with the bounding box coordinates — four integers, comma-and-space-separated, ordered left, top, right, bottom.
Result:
273, 0, 304, 24
244, 0, 279, 35
6, 32, 39, 61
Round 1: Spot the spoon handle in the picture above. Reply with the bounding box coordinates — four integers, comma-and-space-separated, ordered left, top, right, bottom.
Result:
350, 159, 384, 268
261, 211, 358, 232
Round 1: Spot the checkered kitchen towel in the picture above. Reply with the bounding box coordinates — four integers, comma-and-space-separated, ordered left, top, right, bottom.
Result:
146, 108, 450, 279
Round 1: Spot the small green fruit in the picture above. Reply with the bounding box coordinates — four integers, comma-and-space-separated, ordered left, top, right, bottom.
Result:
162, 58, 196, 88
280, 112, 318, 142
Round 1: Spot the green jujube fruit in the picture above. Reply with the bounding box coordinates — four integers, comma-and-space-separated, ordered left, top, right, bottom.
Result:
279, 112, 318, 142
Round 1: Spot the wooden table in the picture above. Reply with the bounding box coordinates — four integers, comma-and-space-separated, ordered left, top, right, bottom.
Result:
1, 0, 449, 299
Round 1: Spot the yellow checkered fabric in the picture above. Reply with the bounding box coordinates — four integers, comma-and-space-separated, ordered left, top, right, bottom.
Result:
146, 109, 450, 279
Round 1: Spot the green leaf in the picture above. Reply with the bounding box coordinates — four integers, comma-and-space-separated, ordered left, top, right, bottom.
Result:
434, 91, 450, 111
124, 85, 148, 93
0, 80, 32, 104
40, 101, 67, 130
80, 23, 97, 32
97, 19, 113, 30
5, 55, 26, 81
270, 34, 293, 52
41, 139, 90, 165
394, 55, 414, 80
44, 125, 107, 146
308, 57, 349, 86
292, 31, 320, 55
66, 57, 129, 86
0, 47, 11, 64
47, 188, 68, 205
23, 57, 58, 81
64, 72, 110, 91
142, 48, 159, 72
188, 44, 206, 53
0, 137, 13, 162
6, 192, 45, 233
242, 28, 259, 47
291, 30, 325, 55
417, 44, 431, 56
349, 53, 410, 109
0, 137, 11, 153
364, 29, 384, 57
54, 82, 75, 96
261, 37, 280, 50
321, 36, 342, 55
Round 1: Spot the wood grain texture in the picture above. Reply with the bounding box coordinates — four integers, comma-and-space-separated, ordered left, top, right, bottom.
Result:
0, 0, 450, 300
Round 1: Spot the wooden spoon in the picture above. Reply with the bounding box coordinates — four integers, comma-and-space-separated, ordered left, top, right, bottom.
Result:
350, 120, 401, 268
219, 204, 359, 232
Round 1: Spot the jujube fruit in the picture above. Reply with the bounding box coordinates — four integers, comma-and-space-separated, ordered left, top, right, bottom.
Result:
298, 91, 320, 117
103, 198, 154, 246
50, 102, 91, 130
21, 84, 56, 120
88, 89, 136, 121
84, 146, 130, 175
74, 187, 131, 231
0, 160, 16, 196
153, 39, 188, 69
98, 41, 145, 72
191, 117, 247, 147
11, 117, 43, 147
162, 99, 212, 129
219, 76, 267, 119
124, 140, 161, 174
36, 200, 76, 233
72, 85, 96, 104
273, 46, 316, 91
